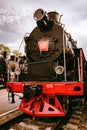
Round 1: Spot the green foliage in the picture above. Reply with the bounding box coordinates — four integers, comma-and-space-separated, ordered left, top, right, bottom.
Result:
0, 44, 11, 59
0, 44, 24, 59
12, 50, 23, 57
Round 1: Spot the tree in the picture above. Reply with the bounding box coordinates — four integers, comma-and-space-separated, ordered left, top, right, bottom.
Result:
0, 44, 11, 59
12, 50, 23, 57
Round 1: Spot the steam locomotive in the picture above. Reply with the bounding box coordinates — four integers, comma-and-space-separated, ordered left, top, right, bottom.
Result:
6, 9, 87, 120
0, 57, 7, 87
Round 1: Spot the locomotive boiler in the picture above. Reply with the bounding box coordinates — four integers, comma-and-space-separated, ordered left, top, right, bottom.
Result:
6, 9, 87, 120
24, 9, 78, 82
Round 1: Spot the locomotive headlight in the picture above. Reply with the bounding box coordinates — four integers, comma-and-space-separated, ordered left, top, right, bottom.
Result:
54, 65, 64, 74
38, 39, 49, 52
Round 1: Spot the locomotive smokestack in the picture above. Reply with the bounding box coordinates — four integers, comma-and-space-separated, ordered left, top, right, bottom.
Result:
48, 12, 61, 23
34, 9, 46, 21
34, 8, 49, 32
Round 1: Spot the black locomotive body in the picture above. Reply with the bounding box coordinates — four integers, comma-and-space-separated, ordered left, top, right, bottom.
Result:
24, 9, 82, 82
6, 9, 87, 120
0, 57, 7, 86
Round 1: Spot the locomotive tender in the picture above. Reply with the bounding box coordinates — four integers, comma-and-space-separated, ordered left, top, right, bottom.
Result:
6, 9, 86, 120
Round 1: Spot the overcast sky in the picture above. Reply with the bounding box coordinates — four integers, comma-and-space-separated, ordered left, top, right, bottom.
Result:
0, 0, 87, 58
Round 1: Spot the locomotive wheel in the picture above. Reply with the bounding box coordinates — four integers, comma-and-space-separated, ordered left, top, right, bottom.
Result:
63, 96, 69, 113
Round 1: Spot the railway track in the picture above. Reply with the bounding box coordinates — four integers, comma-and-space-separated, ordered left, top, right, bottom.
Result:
1, 113, 62, 130
62, 106, 83, 130
59, 99, 85, 130
0, 108, 23, 130
0, 107, 61, 130
0, 108, 65, 130
1, 99, 87, 130
9, 117, 59, 130
78, 101, 87, 130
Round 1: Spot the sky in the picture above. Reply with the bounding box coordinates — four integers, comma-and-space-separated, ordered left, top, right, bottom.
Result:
0, 0, 87, 58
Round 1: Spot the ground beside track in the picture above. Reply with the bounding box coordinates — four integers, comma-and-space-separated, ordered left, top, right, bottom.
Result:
0, 88, 22, 114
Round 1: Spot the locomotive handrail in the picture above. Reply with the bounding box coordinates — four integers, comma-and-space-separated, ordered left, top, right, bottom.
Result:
63, 27, 67, 81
